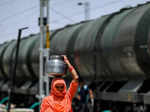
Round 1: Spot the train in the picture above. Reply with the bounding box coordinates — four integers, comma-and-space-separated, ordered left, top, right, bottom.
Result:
1, 2, 150, 112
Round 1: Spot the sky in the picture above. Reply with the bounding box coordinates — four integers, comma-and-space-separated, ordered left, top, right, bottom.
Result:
0, 0, 150, 44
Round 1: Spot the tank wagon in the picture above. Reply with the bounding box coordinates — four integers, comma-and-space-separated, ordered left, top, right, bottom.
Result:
1, 2, 150, 111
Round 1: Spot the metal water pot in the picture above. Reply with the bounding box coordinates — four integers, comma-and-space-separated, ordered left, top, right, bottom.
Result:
46, 55, 67, 77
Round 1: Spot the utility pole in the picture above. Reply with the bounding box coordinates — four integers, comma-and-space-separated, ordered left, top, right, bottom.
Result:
39, 0, 50, 104
78, 1, 90, 20
84, 1, 90, 20
7, 27, 28, 112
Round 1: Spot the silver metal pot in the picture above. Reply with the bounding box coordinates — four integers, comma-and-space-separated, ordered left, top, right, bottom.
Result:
46, 55, 67, 77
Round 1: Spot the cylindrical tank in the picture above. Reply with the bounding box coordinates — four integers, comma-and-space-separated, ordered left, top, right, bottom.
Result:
17, 35, 39, 80
101, 4, 150, 80
0, 3, 150, 81
2, 40, 17, 78
0, 35, 40, 82
0, 42, 9, 79
50, 3, 150, 80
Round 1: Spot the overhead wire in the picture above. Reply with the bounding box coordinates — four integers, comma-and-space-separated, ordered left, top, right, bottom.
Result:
0, 0, 122, 42
0, 0, 148, 33
0, 0, 76, 23
0, 0, 17, 7
0, 0, 123, 24
0, 0, 122, 44
0, 0, 77, 22
0, 3, 74, 39
51, 8, 74, 22
71, 0, 124, 18
0, 24, 38, 42
71, 0, 147, 19
51, 0, 72, 6
0, 5, 38, 23
0, 0, 111, 24
0, 0, 148, 22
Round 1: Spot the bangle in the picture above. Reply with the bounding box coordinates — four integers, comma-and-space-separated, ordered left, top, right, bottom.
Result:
69, 66, 74, 72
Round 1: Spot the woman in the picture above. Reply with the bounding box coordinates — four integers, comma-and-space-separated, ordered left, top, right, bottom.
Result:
40, 56, 79, 112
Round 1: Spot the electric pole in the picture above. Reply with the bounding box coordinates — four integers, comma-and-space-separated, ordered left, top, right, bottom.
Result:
7, 27, 28, 112
39, 0, 50, 104
78, 1, 90, 20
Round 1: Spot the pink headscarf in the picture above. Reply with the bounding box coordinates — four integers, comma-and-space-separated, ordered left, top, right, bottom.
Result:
49, 78, 72, 112
50, 78, 67, 97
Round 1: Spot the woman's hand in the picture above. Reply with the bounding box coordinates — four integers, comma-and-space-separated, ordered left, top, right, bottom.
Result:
62, 55, 79, 81
63, 55, 71, 66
